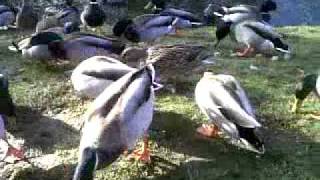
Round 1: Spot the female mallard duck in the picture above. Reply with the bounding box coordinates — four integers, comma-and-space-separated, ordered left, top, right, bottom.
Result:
37, 0, 80, 34
215, 19, 290, 58
0, 74, 25, 161
0, 4, 16, 29
81, 0, 106, 33
16, 0, 38, 30
214, 0, 277, 23
113, 14, 178, 43
36, 13, 80, 35
11, 32, 125, 62
292, 70, 319, 113
195, 72, 264, 154
73, 64, 161, 180
121, 44, 208, 92
71, 56, 136, 99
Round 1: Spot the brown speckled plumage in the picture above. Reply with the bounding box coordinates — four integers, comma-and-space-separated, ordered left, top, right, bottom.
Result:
121, 44, 207, 83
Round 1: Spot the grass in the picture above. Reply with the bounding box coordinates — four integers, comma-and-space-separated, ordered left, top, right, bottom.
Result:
0, 25, 319, 180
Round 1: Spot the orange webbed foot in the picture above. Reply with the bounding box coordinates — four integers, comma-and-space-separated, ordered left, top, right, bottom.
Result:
196, 124, 220, 138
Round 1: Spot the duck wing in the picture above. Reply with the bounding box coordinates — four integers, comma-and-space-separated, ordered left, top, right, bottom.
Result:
132, 14, 160, 27
243, 20, 281, 39
56, 7, 79, 20
69, 34, 125, 53
160, 8, 201, 22
226, 5, 258, 14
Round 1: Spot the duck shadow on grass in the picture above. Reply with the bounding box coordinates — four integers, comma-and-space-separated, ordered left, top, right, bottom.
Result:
6, 106, 80, 155
148, 110, 320, 180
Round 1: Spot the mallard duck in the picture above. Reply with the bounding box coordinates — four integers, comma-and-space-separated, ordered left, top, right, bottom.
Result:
214, 0, 277, 23
0, 74, 25, 161
56, 0, 80, 26
73, 64, 161, 180
16, 0, 38, 30
10, 32, 125, 62
71, 56, 136, 98
0, 5, 16, 29
9, 31, 63, 61
36, 13, 80, 35
81, 0, 106, 33
292, 70, 319, 113
195, 72, 264, 153
113, 14, 178, 43
215, 19, 290, 58
121, 44, 208, 92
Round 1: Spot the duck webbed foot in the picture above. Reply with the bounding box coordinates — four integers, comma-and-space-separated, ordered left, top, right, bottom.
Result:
236, 47, 255, 57
128, 135, 151, 164
196, 124, 220, 138
1, 141, 25, 163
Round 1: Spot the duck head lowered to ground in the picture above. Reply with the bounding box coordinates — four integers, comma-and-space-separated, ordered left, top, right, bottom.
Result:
73, 64, 162, 180
292, 69, 319, 114
215, 18, 291, 58
195, 72, 264, 154
121, 44, 212, 93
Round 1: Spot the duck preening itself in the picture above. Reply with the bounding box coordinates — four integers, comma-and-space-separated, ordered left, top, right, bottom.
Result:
73, 65, 161, 180
215, 19, 290, 58
0, 74, 25, 161
113, 14, 178, 43
292, 70, 319, 113
195, 72, 264, 154
71, 56, 136, 99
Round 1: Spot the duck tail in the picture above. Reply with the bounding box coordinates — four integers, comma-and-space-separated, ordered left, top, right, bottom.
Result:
73, 148, 97, 180
9, 41, 22, 53
237, 126, 265, 154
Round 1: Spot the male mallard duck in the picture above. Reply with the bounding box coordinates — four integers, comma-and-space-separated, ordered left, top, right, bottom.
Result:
215, 19, 290, 58
113, 14, 178, 43
214, 0, 277, 23
16, 0, 38, 30
56, 0, 80, 26
0, 74, 25, 161
73, 64, 161, 180
10, 31, 63, 61
195, 72, 264, 154
11, 32, 125, 62
71, 56, 136, 98
81, 0, 106, 33
0, 5, 16, 29
292, 70, 319, 113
